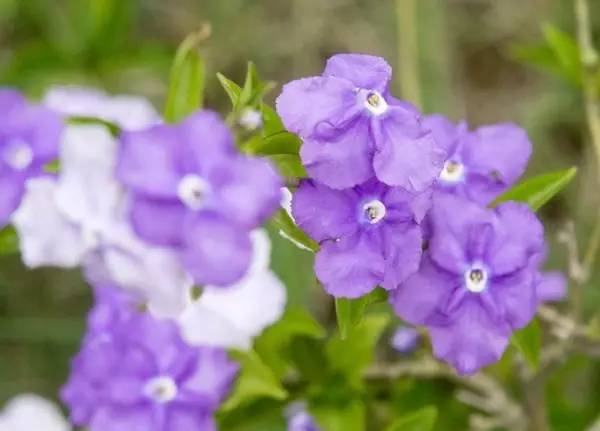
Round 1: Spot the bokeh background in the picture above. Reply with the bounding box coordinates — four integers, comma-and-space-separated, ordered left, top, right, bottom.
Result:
1, 0, 599, 430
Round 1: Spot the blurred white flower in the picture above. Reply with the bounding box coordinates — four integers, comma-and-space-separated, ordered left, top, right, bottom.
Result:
12, 124, 191, 317
238, 108, 263, 130
44, 86, 160, 130
0, 394, 70, 431
177, 229, 287, 349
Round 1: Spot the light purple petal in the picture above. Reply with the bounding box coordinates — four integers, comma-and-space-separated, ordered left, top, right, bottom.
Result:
300, 120, 374, 189
0, 171, 24, 226
536, 271, 567, 303
323, 54, 392, 91
315, 234, 384, 298
429, 299, 511, 375
276, 76, 359, 138
129, 195, 186, 247
422, 114, 464, 155
381, 224, 423, 290
373, 114, 446, 191
182, 213, 252, 286
490, 268, 537, 329
391, 255, 458, 325
291, 180, 358, 242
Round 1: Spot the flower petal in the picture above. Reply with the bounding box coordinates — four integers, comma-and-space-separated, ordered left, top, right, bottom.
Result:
323, 54, 392, 91
129, 195, 186, 247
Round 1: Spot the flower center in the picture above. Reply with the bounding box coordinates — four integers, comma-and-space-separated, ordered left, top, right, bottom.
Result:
364, 91, 388, 116
4, 139, 33, 170
177, 174, 210, 210
363, 199, 386, 224
439, 160, 465, 183
144, 376, 178, 404
464, 267, 488, 293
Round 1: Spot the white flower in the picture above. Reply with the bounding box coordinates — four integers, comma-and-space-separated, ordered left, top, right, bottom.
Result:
238, 108, 263, 130
12, 124, 191, 317
177, 229, 286, 350
0, 394, 70, 431
44, 86, 160, 130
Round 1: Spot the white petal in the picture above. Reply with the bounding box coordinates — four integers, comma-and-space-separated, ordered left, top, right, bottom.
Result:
178, 268, 286, 350
248, 228, 272, 273
0, 394, 70, 431
55, 125, 122, 232
12, 178, 86, 268
44, 86, 160, 130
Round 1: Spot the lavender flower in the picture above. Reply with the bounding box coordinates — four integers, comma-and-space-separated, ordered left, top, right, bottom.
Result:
62, 286, 238, 431
391, 194, 546, 375
276, 54, 445, 191
0, 89, 63, 227
0, 394, 70, 431
424, 115, 532, 204
116, 110, 282, 286
292, 178, 430, 297
391, 326, 420, 354
286, 403, 321, 431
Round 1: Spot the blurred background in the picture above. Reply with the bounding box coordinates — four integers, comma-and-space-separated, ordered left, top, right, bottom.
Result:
1, 0, 599, 430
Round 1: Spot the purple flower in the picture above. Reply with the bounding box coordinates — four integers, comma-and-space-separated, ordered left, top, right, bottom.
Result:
423, 115, 532, 204
287, 411, 321, 431
390, 194, 546, 375
0, 89, 63, 227
116, 110, 282, 286
391, 326, 420, 354
276, 54, 445, 191
62, 286, 238, 431
292, 178, 430, 297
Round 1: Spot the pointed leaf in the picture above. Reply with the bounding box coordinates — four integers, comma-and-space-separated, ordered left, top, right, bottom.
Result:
217, 72, 242, 107
270, 209, 318, 253
511, 318, 541, 370
492, 167, 577, 211
335, 288, 388, 339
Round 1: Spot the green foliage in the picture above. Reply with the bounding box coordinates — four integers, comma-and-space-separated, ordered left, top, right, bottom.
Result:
492, 167, 577, 211
221, 350, 288, 412
270, 209, 319, 253
511, 24, 581, 85
68, 115, 121, 137
0, 226, 19, 256
217, 62, 275, 112
384, 406, 438, 431
327, 313, 389, 387
164, 30, 206, 123
511, 318, 542, 371
311, 399, 366, 431
335, 288, 388, 339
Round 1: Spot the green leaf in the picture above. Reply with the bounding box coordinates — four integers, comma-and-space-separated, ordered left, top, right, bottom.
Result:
164, 30, 206, 123
511, 318, 541, 370
254, 307, 325, 377
221, 350, 287, 412
68, 116, 121, 137
270, 154, 307, 179
245, 131, 301, 156
217, 73, 242, 107
270, 209, 318, 252
327, 313, 390, 386
385, 406, 438, 431
542, 23, 581, 85
335, 288, 388, 339
311, 399, 366, 431
492, 167, 577, 211
0, 226, 19, 255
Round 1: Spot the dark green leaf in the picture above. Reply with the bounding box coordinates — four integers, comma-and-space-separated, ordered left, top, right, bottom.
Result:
511, 318, 541, 370
270, 209, 318, 253
270, 154, 307, 179
385, 406, 438, 431
164, 31, 206, 123
221, 350, 287, 412
335, 288, 388, 339
492, 167, 577, 211
327, 313, 389, 386
0, 226, 18, 255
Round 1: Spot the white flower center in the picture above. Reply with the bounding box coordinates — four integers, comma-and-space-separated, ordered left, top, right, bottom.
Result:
144, 376, 178, 404
177, 174, 210, 210
464, 266, 488, 293
363, 199, 386, 224
4, 139, 33, 170
364, 91, 388, 116
439, 160, 465, 183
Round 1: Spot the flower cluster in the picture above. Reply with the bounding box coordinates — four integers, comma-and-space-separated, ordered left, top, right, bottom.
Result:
2, 86, 288, 427
280, 53, 565, 374
62, 285, 238, 431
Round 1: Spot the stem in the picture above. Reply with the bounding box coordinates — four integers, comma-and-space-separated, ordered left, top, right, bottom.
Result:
575, 0, 600, 286
395, 0, 422, 108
